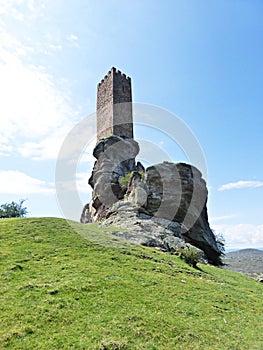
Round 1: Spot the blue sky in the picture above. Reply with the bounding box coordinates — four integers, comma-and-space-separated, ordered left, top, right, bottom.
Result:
0, 0, 263, 249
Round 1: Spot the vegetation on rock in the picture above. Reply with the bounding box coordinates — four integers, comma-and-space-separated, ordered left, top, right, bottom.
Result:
120, 171, 145, 188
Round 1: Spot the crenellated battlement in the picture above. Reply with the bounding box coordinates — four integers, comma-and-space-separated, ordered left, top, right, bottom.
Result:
98, 67, 131, 87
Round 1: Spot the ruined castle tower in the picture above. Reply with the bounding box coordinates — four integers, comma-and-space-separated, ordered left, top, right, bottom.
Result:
96, 67, 133, 141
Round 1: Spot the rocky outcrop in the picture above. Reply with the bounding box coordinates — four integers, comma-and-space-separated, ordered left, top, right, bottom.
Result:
81, 136, 223, 265
81, 135, 144, 223
100, 200, 204, 261
145, 162, 221, 263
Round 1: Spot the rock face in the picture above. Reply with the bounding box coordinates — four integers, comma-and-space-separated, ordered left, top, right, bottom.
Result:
81, 136, 222, 265
100, 201, 205, 261
145, 162, 221, 264
81, 135, 144, 222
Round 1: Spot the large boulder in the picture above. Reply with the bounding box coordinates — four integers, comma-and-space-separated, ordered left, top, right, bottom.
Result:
145, 162, 221, 264
101, 200, 204, 263
81, 138, 222, 265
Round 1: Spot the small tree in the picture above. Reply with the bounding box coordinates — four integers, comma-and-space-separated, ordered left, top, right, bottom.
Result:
178, 246, 202, 268
0, 199, 28, 218
214, 231, 225, 255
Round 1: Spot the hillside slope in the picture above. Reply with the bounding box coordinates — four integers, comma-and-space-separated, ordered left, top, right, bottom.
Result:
223, 249, 263, 277
0, 218, 262, 350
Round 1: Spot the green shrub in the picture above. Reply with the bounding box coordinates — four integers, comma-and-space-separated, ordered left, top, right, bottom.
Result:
0, 199, 28, 218
99, 339, 128, 350
178, 246, 201, 267
120, 172, 133, 188
120, 171, 145, 188
214, 232, 225, 255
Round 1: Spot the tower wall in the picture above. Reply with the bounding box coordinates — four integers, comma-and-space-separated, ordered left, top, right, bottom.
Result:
97, 69, 114, 140
96, 67, 133, 141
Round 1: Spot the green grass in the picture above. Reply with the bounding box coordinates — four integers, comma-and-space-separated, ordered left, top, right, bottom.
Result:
0, 218, 262, 349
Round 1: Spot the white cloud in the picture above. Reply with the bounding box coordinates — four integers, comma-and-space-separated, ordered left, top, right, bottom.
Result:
76, 172, 92, 194
212, 223, 263, 249
218, 180, 263, 191
0, 0, 25, 21
67, 34, 78, 41
56, 172, 92, 195
0, 51, 77, 159
49, 43, 63, 51
0, 0, 47, 21
67, 34, 79, 47
210, 214, 239, 222
0, 1, 83, 160
0, 170, 54, 194
0, 138, 13, 156
0, 52, 73, 135
18, 134, 72, 161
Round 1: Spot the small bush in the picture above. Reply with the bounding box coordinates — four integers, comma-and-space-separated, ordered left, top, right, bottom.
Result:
120, 171, 145, 188
99, 339, 128, 350
214, 232, 225, 255
178, 246, 201, 267
0, 199, 28, 218
120, 172, 133, 187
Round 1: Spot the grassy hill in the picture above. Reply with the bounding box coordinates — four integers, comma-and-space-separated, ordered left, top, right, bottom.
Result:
0, 218, 262, 350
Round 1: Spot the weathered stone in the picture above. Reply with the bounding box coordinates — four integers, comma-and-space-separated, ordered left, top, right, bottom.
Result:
100, 201, 205, 261
81, 136, 144, 223
126, 171, 148, 207
97, 67, 133, 140
257, 276, 263, 283
144, 162, 221, 264
81, 155, 222, 264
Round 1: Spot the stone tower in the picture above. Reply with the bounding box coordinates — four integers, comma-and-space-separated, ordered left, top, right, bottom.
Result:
96, 67, 133, 141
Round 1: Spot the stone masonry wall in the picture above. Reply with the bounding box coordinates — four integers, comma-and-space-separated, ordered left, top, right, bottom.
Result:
97, 68, 114, 140
96, 67, 133, 141
113, 69, 133, 139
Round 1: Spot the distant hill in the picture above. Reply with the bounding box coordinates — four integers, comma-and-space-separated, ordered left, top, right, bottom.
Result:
223, 249, 263, 277
0, 218, 262, 349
